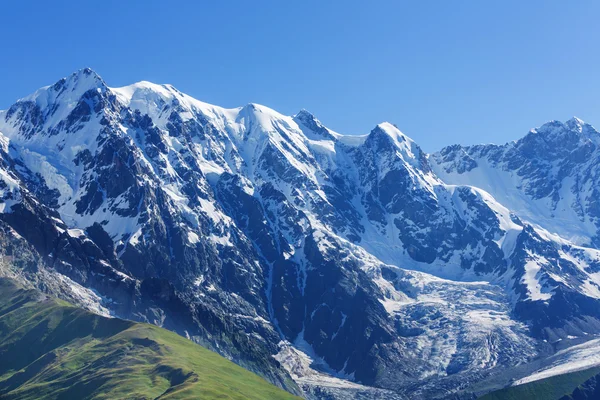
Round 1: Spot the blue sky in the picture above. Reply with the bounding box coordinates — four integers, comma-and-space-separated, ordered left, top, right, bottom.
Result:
1, 0, 599, 151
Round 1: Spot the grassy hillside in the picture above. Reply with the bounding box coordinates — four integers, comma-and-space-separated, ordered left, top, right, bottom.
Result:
0, 278, 299, 400
479, 366, 600, 400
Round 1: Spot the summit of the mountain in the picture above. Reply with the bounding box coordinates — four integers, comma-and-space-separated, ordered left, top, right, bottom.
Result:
17, 67, 108, 115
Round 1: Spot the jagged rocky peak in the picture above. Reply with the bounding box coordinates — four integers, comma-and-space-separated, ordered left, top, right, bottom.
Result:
433, 116, 600, 175
294, 108, 315, 122
365, 121, 431, 172
502, 117, 600, 164
566, 116, 586, 130
1, 68, 116, 142
368, 122, 415, 150
57, 67, 107, 90
526, 117, 600, 145
25, 67, 107, 106
539, 116, 594, 133
292, 109, 334, 139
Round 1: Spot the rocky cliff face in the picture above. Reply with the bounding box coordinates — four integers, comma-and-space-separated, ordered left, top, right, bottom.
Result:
2, 69, 600, 398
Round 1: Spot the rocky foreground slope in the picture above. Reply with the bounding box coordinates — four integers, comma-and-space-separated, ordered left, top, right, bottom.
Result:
1, 69, 600, 398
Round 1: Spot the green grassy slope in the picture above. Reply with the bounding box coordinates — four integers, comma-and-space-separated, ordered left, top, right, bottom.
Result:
479, 366, 600, 400
0, 278, 299, 400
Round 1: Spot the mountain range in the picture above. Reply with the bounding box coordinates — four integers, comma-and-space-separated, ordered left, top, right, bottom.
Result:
2, 68, 600, 399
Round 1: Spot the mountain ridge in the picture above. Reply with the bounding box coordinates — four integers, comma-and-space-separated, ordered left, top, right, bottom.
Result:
2, 68, 600, 398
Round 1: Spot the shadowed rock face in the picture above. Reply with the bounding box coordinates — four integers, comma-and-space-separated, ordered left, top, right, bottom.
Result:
1, 69, 600, 398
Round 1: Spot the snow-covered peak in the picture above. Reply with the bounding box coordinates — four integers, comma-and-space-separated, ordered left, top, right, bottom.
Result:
528, 117, 600, 146
232, 103, 318, 166
366, 122, 429, 170
293, 109, 321, 131
112, 80, 174, 102
373, 122, 411, 145
293, 109, 338, 142
566, 116, 600, 141
236, 102, 287, 130
22, 68, 107, 107
294, 108, 315, 121
566, 116, 585, 129
0, 68, 114, 146
57, 67, 106, 91
111, 80, 180, 121
110, 80, 242, 134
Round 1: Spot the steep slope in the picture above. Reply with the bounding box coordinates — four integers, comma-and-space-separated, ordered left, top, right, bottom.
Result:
2, 69, 600, 398
0, 278, 299, 400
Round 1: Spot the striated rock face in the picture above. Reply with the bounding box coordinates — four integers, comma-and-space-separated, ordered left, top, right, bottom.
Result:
2, 69, 600, 398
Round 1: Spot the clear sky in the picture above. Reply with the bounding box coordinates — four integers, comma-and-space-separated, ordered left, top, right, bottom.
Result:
1, 0, 599, 152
